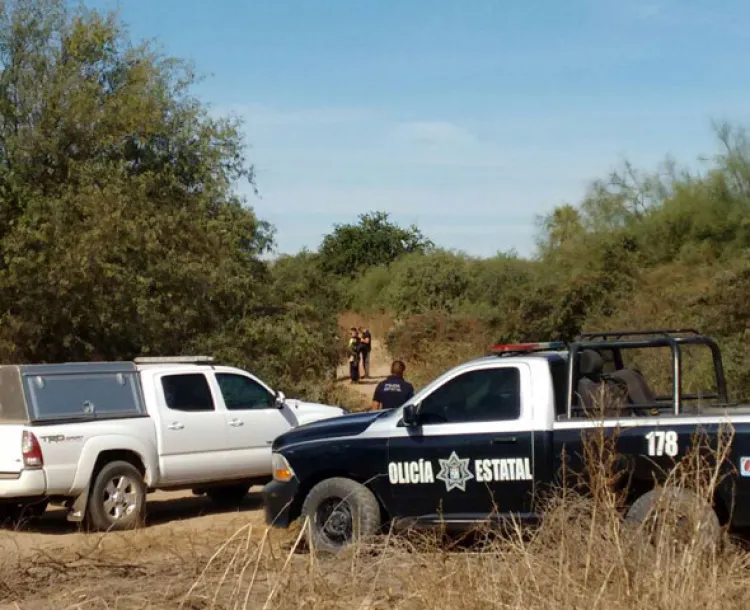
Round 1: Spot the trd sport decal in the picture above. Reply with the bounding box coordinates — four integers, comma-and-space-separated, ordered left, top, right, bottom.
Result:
388, 451, 533, 492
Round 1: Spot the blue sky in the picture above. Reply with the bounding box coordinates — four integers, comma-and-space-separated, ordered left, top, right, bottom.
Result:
92, 0, 750, 258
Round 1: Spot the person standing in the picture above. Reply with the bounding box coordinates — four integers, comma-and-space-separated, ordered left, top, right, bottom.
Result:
347, 328, 361, 384
359, 326, 372, 379
371, 360, 414, 410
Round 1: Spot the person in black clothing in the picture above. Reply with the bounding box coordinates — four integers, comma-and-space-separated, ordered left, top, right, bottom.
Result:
372, 360, 414, 410
359, 327, 372, 379
347, 327, 361, 383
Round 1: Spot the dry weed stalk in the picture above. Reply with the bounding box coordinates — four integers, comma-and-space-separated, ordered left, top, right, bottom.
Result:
8, 389, 750, 608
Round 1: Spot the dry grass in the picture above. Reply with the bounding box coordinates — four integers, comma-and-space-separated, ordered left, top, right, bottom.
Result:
4, 410, 750, 609
7, 494, 748, 608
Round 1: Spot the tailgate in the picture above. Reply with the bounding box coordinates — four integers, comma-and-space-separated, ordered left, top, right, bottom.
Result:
0, 425, 24, 474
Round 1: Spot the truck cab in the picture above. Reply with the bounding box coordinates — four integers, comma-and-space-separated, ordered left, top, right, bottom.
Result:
263, 329, 750, 552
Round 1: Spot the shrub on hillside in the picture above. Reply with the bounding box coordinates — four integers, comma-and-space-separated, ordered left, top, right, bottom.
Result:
384, 250, 473, 316
386, 311, 490, 364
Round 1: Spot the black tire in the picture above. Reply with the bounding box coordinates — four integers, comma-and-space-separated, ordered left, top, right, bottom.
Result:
300, 477, 381, 553
85, 461, 146, 532
625, 487, 721, 549
206, 484, 249, 509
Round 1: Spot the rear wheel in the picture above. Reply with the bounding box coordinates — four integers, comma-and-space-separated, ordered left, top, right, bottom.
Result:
300, 477, 382, 553
85, 461, 146, 532
625, 487, 722, 550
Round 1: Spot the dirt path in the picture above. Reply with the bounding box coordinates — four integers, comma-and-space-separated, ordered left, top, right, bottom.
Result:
0, 488, 290, 609
335, 338, 391, 405
0, 488, 267, 558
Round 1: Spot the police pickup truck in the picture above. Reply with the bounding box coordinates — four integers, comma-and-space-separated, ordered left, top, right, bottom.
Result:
263, 329, 750, 551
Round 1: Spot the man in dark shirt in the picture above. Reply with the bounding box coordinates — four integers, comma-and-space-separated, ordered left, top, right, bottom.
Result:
372, 360, 414, 411
359, 327, 372, 378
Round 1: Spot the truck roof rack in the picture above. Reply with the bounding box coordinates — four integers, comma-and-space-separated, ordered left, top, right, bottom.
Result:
133, 355, 215, 365
576, 329, 702, 342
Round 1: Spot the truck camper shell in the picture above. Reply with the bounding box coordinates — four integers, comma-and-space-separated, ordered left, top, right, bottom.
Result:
0, 361, 146, 425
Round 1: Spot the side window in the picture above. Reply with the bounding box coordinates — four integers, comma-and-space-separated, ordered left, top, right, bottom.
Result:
216, 373, 275, 410
162, 374, 215, 412
418, 367, 521, 424
548, 358, 569, 416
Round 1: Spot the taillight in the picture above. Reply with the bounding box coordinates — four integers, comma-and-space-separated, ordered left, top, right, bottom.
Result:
21, 431, 43, 469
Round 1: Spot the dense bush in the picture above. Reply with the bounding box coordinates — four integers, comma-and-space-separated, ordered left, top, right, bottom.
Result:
342, 125, 750, 400
0, 0, 340, 397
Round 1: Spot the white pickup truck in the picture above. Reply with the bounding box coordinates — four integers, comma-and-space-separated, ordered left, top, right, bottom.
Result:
0, 356, 346, 531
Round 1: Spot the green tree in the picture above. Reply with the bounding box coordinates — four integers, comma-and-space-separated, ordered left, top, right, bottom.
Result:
0, 0, 336, 392
385, 250, 471, 316
318, 210, 433, 278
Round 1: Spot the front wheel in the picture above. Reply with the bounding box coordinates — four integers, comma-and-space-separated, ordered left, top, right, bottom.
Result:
85, 461, 146, 532
300, 477, 382, 553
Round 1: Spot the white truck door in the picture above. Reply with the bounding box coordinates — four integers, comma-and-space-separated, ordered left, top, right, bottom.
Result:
153, 371, 229, 485
209, 370, 298, 477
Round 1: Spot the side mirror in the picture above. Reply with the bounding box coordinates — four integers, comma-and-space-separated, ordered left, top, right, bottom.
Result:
275, 391, 286, 408
402, 403, 419, 427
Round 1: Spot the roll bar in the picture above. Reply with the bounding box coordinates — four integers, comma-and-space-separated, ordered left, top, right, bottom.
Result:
565, 331, 728, 419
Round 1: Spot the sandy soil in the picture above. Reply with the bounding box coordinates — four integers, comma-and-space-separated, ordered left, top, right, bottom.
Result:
0, 488, 266, 556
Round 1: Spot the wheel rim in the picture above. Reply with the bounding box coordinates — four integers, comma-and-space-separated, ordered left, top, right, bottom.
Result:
102, 475, 139, 522
315, 497, 353, 546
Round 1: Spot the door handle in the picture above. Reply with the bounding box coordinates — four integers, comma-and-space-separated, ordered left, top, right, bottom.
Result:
167, 422, 184, 430
491, 436, 517, 444
228, 419, 244, 427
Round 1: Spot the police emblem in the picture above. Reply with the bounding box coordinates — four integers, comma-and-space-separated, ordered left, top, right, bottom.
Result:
436, 451, 474, 492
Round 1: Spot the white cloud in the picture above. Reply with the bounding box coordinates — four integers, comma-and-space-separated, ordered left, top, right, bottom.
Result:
635, 3, 663, 21
225, 100, 736, 257
391, 120, 477, 148
214, 103, 373, 128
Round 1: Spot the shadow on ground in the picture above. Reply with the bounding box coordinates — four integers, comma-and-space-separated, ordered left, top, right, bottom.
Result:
1, 490, 264, 536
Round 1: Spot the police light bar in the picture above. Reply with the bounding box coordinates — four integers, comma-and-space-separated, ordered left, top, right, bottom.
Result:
490, 341, 566, 354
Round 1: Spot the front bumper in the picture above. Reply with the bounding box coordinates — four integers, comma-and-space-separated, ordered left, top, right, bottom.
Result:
262, 477, 300, 528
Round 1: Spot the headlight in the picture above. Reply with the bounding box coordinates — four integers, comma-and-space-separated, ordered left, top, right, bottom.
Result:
272, 452, 295, 482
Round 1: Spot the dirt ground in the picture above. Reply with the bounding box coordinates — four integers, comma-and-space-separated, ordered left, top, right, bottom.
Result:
0, 486, 298, 608
0, 488, 265, 556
